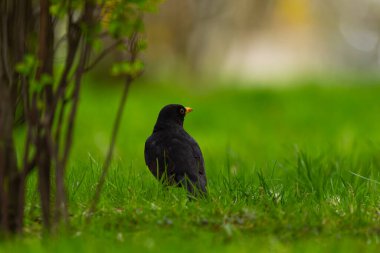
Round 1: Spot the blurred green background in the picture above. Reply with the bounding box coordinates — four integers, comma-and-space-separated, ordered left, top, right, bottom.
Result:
79, 0, 380, 170
73, 78, 380, 170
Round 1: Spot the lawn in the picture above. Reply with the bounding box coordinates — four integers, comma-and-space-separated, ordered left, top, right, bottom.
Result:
5, 77, 380, 252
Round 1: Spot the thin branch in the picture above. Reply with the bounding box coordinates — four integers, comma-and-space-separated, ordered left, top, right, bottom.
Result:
54, 99, 68, 147
56, 0, 95, 178
49, 23, 81, 126
25, 156, 37, 176
86, 32, 140, 224
54, 34, 67, 52
1, 17, 12, 85
53, 42, 90, 227
60, 43, 90, 169
84, 39, 123, 72
43, 122, 67, 227
21, 77, 35, 176
86, 75, 132, 224
54, 1, 97, 226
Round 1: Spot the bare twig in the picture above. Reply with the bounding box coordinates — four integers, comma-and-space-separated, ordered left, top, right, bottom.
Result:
85, 32, 140, 224
54, 99, 68, 148
54, 42, 90, 227
86, 75, 132, 224
49, 22, 81, 126
84, 39, 123, 72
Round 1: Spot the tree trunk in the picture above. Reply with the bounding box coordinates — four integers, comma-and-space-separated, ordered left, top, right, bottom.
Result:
0, 0, 33, 234
0, 71, 23, 233
35, 0, 55, 231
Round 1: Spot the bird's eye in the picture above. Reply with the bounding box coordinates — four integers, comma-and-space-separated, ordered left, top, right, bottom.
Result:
179, 108, 185, 115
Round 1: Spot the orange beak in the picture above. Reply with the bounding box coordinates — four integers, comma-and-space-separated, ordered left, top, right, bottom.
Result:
185, 107, 193, 115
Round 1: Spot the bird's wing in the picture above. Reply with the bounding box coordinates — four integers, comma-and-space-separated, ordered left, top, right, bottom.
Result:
165, 136, 207, 194
191, 141, 206, 179
145, 133, 207, 194
145, 135, 165, 179
188, 138, 207, 193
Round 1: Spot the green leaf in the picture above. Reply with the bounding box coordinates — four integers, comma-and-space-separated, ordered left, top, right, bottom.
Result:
49, 1, 67, 18
137, 39, 148, 51
111, 60, 144, 76
15, 54, 37, 76
30, 79, 42, 93
40, 73, 53, 86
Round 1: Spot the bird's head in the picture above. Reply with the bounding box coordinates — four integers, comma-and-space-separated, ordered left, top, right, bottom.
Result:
154, 104, 193, 130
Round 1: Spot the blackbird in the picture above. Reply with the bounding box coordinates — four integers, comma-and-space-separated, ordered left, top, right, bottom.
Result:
144, 104, 207, 196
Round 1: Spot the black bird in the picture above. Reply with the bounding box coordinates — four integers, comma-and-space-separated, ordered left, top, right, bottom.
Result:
144, 104, 207, 196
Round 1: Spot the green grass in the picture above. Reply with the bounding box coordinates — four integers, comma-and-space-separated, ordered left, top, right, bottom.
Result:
6, 78, 380, 252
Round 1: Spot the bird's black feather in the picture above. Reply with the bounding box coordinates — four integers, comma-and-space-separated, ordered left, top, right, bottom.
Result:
144, 104, 207, 195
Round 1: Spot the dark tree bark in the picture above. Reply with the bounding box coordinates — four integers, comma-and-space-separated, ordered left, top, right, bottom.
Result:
0, 0, 33, 234
34, 0, 55, 230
